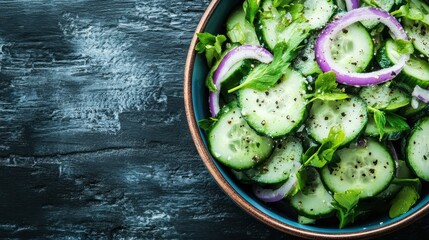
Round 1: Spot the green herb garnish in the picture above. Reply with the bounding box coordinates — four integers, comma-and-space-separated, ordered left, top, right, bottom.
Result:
307, 72, 349, 103
195, 33, 227, 67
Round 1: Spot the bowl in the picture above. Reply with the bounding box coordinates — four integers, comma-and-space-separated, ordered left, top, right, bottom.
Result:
183, 0, 429, 238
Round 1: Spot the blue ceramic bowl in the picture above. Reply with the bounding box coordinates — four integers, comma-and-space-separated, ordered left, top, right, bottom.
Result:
184, 0, 429, 238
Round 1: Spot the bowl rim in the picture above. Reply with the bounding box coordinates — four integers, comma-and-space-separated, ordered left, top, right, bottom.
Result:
183, 0, 429, 238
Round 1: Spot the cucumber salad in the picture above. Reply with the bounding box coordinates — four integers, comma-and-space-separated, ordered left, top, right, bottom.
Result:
195, 0, 429, 228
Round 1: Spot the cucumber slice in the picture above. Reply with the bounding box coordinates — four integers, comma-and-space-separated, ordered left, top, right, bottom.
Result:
290, 167, 335, 217
330, 23, 374, 73
321, 138, 396, 198
404, 19, 429, 58
376, 160, 414, 200
226, 7, 260, 45
238, 69, 307, 138
257, 0, 334, 51
302, 0, 336, 30
400, 99, 429, 117
293, 35, 322, 76
359, 82, 411, 111
399, 56, 429, 88
378, 39, 429, 88
306, 96, 368, 145
208, 102, 274, 170
220, 60, 252, 103
245, 138, 303, 184
256, 0, 280, 50
406, 117, 429, 181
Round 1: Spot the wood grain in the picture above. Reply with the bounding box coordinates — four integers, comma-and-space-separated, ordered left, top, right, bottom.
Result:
0, 0, 428, 239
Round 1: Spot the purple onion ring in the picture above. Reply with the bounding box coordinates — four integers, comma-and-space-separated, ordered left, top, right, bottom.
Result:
209, 45, 273, 117
315, 7, 410, 86
345, 0, 360, 11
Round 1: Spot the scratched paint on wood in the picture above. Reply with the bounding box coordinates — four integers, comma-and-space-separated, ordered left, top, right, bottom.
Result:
0, 1, 428, 239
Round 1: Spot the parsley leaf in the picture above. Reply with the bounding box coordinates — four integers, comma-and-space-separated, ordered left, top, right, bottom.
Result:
385, 112, 410, 131
334, 190, 362, 212
195, 33, 227, 67
243, 0, 261, 25
228, 42, 298, 93
272, 2, 305, 32
295, 167, 309, 192
198, 118, 218, 131
273, 0, 294, 7
307, 72, 349, 103
394, 39, 415, 54
368, 108, 410, 141
227, 20, 310, 93
392, 0, 429, 25
333, 190, 362, 228
315, 71, 337, 92
302, 125, 346, 168
370, 108, 387, 140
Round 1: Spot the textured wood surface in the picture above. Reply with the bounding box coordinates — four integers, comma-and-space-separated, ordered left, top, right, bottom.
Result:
0, 0, 428, 239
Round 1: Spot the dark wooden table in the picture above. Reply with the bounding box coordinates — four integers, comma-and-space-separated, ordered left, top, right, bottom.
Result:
0, 1, 428, 239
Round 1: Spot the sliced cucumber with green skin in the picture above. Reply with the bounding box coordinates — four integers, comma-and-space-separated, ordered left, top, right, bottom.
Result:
238, 69, 308, 138
302, 0, 335, 30
378, 39, 429, 88
375, 160, 414, 200
400, 99, 429, 117
306, 96, 368, 145
321, 138, 396, 199
256, 0, 280, 50
290, 167, 335, 218
257, 0, 334, 51
220, 60, 252, 103
208, 102, 274, 170
404, 19, 429, 58
359, 82, 411, 111
226, 7, 260, 45
364, 115, 409, 140
330, 23, 374, 73
293, 35, 322, 76
406, 117, 429, 181
245, 138, 303, 184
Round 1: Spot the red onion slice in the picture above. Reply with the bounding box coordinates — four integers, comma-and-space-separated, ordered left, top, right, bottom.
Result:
412, 85, 429, 104
316, 7, 410, 86
209, 45, 273, 117
388, 141, 400, 177
345, 0, 360, 11
252, 162, 301, 203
